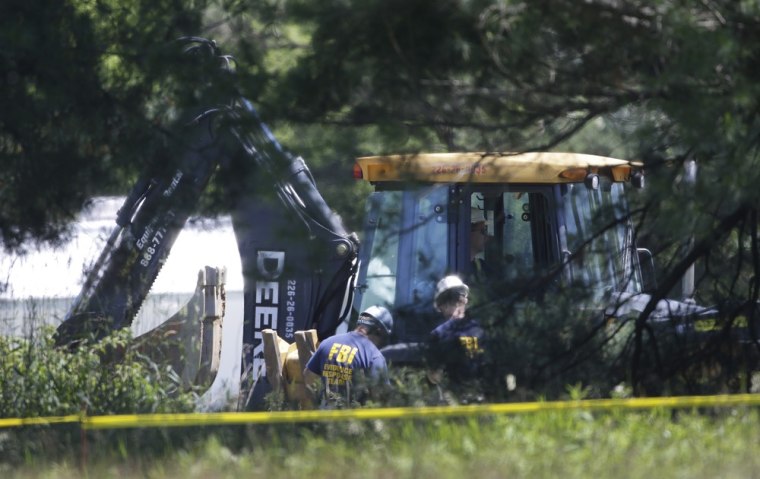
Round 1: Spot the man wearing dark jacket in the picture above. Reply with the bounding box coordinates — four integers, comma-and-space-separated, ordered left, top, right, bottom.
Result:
304, 305, 393, 407
427, 275, 486, 401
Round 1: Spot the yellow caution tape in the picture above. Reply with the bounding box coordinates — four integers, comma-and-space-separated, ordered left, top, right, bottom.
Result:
4, 394, 760, 430
0, 414, 81, 428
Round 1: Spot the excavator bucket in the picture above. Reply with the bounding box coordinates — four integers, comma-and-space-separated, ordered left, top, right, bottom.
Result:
261, 328, 318, 409
130, 266, 226, 389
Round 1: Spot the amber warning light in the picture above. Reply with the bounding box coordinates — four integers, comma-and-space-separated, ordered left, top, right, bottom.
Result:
352, 162, 364, 179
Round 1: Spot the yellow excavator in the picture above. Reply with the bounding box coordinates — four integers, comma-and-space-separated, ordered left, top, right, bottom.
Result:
53, 38, 745, 409
263, 151, 657, 406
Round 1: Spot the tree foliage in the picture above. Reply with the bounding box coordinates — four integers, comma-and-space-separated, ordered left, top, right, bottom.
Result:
0, 0, 207, 251
0, 328, 197, 418
221, 0, 760, 393
3, 0, 760, 394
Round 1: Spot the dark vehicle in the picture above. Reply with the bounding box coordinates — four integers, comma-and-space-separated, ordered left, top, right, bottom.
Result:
56, 40, 757, 409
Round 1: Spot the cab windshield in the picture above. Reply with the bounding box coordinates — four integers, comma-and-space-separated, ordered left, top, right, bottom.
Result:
355, 184, 559, 317
561, 181, 641, 295
357, 186, 449, 313
355, 179, 641, 341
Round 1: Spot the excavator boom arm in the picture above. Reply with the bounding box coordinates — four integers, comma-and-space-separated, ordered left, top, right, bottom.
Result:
54, 38, 360, 407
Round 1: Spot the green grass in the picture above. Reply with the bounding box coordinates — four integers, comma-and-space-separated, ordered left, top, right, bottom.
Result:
4, 407, 760, 478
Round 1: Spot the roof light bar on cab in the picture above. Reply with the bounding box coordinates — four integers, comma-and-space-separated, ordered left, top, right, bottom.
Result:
354, 152, 643, 185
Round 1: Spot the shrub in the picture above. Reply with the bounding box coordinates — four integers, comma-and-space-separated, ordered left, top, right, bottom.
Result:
0, 327, 198, 418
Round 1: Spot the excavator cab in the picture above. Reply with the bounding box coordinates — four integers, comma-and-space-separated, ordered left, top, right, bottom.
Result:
351, 152, 647, 346
51, 39, 741, 406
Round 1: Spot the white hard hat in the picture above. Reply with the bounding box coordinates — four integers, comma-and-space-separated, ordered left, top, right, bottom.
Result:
358, 305, 394, 337
434, 275, 469, 304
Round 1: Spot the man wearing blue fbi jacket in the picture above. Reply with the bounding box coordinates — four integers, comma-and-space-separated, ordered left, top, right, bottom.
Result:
304, 305, 394, 407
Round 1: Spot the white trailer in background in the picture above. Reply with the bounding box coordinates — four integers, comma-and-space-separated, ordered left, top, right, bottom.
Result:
0, 196, 244, 410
